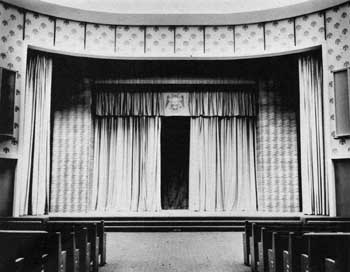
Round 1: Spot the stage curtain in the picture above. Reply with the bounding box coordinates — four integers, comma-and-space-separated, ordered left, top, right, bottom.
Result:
13, 54, 52, 216
96, 91, 162, 116
91, 117, 161, 211
95, 89, 256, 117
189, 117, 257, 211
299, 54, 327, 215
188, 91, 256, 116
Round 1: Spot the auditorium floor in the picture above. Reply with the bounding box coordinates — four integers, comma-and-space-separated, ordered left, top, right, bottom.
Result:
100, 232, 250, 272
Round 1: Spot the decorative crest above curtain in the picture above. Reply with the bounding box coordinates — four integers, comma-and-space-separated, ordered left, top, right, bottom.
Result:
95, 87, 257, 117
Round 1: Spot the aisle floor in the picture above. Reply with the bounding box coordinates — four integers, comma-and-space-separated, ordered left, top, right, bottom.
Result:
100, 232, 250, 272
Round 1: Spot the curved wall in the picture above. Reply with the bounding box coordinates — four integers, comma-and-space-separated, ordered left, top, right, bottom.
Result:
2, 0, 348, 25
0, 1, 349, 213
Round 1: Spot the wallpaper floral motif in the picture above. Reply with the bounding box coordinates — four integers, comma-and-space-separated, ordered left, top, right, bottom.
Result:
295, 12, 325, 47
0, 3, 23, 156
265, 19, 295, 51
24, 12, 54, 46
146, 26, 175, 56
205, 26, 234, 56
235, 24, 264, 55
175, 26, 204, 56
86, 23, 115, 54
1, 1, 350, 213
116, 26, 145, 55
55, 19, 85, 52
326, 3, 350, 156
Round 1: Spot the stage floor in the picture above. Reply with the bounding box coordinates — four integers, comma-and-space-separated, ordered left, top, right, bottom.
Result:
48, 210, 305, 218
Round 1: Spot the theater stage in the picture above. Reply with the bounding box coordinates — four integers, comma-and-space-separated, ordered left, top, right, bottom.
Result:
48, 210, 304, 218
24, 211, 322, 232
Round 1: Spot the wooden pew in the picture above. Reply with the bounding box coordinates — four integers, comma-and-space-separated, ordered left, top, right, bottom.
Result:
75, 227, 91, 272
302, 233, 350, 272
48, 221, 100, 272
270, 222, 350, 272
268, 231, 290, 272
0, 221, 67, 272
260, 227, 301, 272
0, 217, 48, 223
248, 221, 302, 272
0, 230, 66, 272
0, 220, 91, 272
0, 220, 45, 231
243, 219, 301, 268
284, 230, 350, 272
261, 223, 349, 272
49, 220, 105, 267
47, 223, 80, 272
259, 226, 305, 272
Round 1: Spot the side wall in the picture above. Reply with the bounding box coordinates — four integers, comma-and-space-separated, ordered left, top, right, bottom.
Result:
0, 1, 349, 213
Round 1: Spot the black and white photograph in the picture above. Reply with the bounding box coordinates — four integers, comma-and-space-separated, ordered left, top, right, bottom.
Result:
0, 0, 349, 271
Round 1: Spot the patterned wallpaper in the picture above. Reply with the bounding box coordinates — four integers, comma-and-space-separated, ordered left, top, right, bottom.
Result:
146, 26, 175, 56
50, 79, 92, 213
0, 4, 23, 157
265, 19, 294, 52
257, 80, 300, 212
326, 6, 350, 156
0, 0, 349, 212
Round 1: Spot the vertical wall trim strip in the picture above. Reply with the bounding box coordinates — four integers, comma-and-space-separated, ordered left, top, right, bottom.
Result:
174, 27, 176, 54
203, 27, 206, 54
293, 17, 297, 46
263, 23, 266, 50
84, 22, 87, 49
22, 10, 26, 40
233, 25, 236, 53
53, 17, 56, 46
323, 11, 327, 40
144, 27, 146, 54
114, 26, 117, 52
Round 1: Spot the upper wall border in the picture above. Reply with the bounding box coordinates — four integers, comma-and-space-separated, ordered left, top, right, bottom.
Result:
2, 0, 349, 26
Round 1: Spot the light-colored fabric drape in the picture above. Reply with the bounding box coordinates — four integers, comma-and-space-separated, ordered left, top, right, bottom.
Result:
91, 117, 161, 212
96, 92, 162, 116
188, 91, 256, 116
13, 55, 52, 216
95, 90, 256, 117
189, 117, 257, 211
299, 55, 327, 215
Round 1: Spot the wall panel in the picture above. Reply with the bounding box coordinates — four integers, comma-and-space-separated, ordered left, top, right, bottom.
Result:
205, 26, 234, 56
145, 26, 175, 56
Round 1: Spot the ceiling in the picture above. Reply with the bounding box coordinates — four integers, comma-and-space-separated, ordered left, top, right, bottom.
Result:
4, 0, 347, 25
38, 0, 310, 14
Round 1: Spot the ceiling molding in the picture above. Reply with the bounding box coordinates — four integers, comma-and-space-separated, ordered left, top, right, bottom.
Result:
2, 0, 348, 25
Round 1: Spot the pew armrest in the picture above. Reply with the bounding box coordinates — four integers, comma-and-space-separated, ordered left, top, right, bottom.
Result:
268, 249, 274, 272
257, 242, 263, 272
14, 257, 25, 272
283, 250, 289, 272
60, 251, 67, 272
300, 254, 309, 272
74, 248, 80, 272
325, 258, 337, 272
242, 233, 249, 266
100, 232, 107, 266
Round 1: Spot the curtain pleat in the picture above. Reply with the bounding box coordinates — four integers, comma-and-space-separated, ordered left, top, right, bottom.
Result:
299, 55, 327, 215
14, 55, 52, 216
188, 91, 256, 116
189, 117, 257, 212
91, 117, 161, 212
96, 91, 256, 117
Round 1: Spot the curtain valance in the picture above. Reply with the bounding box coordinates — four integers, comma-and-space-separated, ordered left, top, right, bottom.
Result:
95, 90, 256, 117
